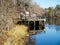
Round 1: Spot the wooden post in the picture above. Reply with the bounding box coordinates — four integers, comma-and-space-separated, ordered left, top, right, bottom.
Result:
39, 21, 40, 30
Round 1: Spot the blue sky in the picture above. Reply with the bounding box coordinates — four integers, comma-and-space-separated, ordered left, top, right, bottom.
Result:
32, 0, 60, 8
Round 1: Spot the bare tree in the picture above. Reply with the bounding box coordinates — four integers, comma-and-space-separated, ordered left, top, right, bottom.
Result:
0, 0, 32, 30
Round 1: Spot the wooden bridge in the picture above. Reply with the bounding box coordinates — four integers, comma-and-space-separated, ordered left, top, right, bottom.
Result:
17, 18, 46, 35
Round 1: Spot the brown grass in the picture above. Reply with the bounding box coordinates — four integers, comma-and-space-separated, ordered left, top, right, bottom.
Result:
0, 25, 28, 45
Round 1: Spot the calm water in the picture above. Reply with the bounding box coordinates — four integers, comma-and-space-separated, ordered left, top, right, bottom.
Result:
31, 24, 60, 45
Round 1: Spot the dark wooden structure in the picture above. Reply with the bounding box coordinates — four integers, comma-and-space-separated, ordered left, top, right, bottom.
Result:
17, 18, 46, 33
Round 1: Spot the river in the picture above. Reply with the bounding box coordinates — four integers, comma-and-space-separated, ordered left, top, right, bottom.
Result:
30, 24, 60, 45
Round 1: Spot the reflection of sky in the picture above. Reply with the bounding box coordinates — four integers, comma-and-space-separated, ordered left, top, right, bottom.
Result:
31, 24, 60, 45
32, 0, 60, 8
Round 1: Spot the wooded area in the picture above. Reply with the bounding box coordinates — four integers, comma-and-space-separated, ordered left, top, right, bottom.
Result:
0, 0, 45, 30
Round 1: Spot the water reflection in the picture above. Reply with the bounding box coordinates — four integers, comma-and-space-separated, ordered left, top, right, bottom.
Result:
46, 24, 60, 32
30, 24, 60, 45
47, 18, 60, 25
26, 36, 36, 45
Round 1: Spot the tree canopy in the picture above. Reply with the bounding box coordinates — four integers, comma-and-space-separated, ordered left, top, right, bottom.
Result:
55, 4, 60, 10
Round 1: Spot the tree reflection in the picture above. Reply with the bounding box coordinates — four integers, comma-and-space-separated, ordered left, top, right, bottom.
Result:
26, 36, 36, 45
47, 18, 60, 26
46, 24, 60, 32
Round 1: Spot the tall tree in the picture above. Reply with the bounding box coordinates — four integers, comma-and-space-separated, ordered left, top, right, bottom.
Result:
55, 4, 60, 10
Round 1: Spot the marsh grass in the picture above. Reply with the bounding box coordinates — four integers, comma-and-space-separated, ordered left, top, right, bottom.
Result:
0, 25, 28, 45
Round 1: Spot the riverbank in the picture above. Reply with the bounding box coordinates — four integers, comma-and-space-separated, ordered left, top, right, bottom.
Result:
0, 25, 28, 45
